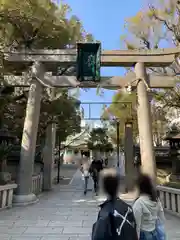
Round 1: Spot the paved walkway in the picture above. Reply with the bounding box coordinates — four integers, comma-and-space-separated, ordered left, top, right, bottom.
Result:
0, 170, 180, 240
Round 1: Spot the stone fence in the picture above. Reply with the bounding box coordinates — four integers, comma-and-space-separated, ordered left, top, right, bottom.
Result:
2, 173, 180, 218
32, 173, 43, 195
0, 183, 17, 210
0, 173, 43, 211
157, 185, 180, 217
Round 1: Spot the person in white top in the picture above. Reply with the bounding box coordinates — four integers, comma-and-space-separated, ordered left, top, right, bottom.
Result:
133, 174, 165, 240
79, 154, 90, 195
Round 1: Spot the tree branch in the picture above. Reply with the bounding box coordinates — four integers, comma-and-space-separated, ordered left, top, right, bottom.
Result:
141, 37, 151, 49
149, 5, 175, 33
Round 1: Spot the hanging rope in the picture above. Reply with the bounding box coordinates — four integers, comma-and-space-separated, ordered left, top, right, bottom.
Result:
123, 77, 151, 94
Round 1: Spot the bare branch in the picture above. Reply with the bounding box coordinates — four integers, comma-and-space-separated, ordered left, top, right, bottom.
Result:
149, 5, 175, 33
141, 37, 151, 49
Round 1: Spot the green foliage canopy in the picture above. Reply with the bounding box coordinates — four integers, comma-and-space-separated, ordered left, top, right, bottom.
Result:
87, 127, 113, 152
101, 89, 138, 142
0, 0, 93, 143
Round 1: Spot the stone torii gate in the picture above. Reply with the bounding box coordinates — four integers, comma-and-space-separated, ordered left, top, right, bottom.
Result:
3, 47, 179, 205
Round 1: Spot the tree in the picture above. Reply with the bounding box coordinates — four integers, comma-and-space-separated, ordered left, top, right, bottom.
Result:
3, 88, 81, 144
121, 0, 180, 76
39, 90, 81, 144
151, 104, 168, 146
0, 0, 93, 76
87, 127, 113, 152
119, 0, 180, 130
0, 0, 93, 50
0, 0, 93, 144
101, 89, 138, 143
101, 89, 168, 146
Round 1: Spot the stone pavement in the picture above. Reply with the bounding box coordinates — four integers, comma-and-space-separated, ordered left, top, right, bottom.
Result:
0, 170, 180, 240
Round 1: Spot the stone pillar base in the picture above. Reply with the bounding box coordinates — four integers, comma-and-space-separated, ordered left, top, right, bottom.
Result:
13, 193, 38, 206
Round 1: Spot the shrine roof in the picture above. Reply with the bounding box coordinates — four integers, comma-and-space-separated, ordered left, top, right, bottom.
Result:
164, 132, 180, 140
62, 127, 90, 147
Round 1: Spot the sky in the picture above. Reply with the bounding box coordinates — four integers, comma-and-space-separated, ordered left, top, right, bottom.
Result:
65, 0, 143, 125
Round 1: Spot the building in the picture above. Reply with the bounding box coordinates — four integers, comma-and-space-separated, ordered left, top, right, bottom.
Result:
62, 123, 91, 163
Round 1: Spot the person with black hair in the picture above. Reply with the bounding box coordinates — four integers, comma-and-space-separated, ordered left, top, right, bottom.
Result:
89, 158, 103, 195
104, 158, 107, 166
92, 168, 138, 240
133, 174, 165, 240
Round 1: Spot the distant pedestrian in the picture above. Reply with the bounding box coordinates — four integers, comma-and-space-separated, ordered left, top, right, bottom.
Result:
79, 154, 90, 195
104, 158, 108, 167
89, 158, 103, 195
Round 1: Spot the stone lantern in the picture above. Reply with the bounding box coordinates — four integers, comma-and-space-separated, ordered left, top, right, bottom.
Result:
0, 128, 15, 184
0, 128, 15, 145
134, 145, 141, 173
164, 129, 180, 181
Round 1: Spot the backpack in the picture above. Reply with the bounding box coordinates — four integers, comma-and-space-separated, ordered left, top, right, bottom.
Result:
92, 198, 138, 240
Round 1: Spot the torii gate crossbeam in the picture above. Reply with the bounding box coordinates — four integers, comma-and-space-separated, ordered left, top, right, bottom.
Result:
4, 47, 179, 67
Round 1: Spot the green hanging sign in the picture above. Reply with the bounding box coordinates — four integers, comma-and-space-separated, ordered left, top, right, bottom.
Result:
77, 42, 101, 82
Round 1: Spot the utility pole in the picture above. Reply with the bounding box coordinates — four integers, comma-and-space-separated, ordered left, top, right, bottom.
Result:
57, 135, 61, 184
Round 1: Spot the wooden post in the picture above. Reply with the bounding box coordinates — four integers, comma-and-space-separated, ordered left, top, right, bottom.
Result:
135, 62, 156, 180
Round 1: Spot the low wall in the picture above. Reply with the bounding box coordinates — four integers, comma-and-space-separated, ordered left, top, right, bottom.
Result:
32, 173, 43, 195
7, 162, 43, 181
0, 183, 17, 210
157, 185, 180, 217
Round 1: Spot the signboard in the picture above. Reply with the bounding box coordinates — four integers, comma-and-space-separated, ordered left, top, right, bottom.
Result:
77, 42, 101, 82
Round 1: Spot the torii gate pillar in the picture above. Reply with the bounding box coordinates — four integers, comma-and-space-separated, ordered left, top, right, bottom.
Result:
124, 121, 135, 191
13, 80, 42, 205
135, 62, 156, 180
43, 123, 56, 191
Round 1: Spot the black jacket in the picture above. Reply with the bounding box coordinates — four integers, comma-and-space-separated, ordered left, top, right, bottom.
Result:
92, 198, 138, 240
89, 160, 103, 173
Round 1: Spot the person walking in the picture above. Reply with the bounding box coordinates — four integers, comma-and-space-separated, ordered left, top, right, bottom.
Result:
92, 168, 138, 240
79, 153, 91, 195
133, 174, 166, 240
89, 158, 103, 195
104, 157, 108, 167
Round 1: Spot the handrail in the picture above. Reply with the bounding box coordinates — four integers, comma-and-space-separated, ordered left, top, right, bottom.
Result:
0, 183, 17, 209
32, 173, 43, 195
157, 185, 180, 217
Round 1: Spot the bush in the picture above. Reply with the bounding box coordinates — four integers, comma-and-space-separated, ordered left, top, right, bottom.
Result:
163, 181, 180, 189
